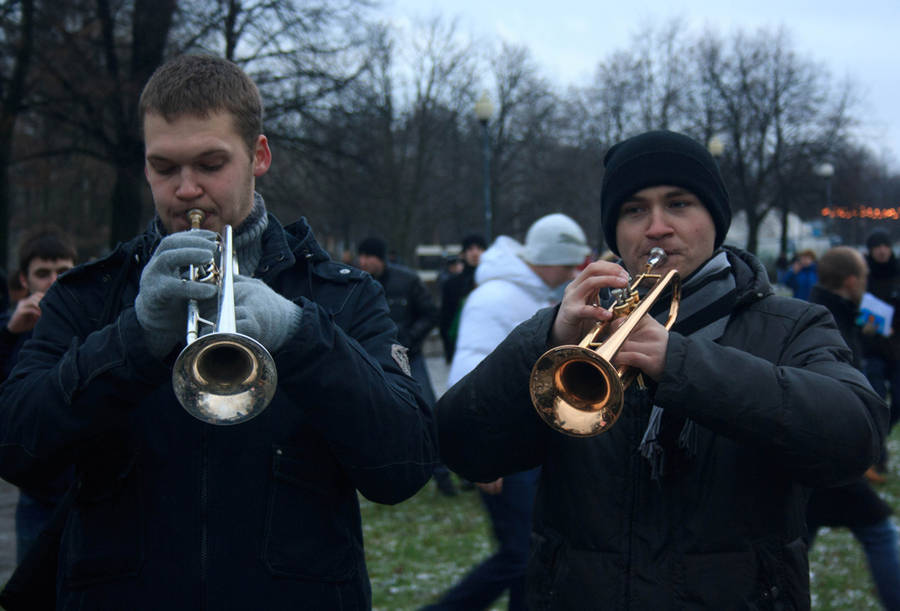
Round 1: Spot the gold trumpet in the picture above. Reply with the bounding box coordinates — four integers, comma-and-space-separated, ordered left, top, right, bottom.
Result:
172, 209, 277, 425
529, 247, 680, 437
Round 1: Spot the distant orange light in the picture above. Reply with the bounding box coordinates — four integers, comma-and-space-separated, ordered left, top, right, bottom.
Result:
821, 206, 900, 220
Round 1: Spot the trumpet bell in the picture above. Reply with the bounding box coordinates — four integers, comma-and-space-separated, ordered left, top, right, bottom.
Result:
173, 332, 277, 425
530, 345, 624, 437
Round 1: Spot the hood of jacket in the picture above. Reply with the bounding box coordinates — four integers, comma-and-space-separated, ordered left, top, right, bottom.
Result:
475, 236, 558, 304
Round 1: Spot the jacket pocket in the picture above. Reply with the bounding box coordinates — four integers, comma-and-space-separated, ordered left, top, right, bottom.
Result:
61, 462, 144, 587
262, 445, 357, 581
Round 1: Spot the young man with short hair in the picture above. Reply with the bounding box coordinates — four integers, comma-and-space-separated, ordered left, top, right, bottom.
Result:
437, 130, 887, 609
0, 226, 76, 564
0, 54, 437, 609
806, 245, 900, 610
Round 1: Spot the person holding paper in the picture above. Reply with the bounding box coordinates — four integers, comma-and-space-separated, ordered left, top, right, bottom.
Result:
863, 230, 900, 481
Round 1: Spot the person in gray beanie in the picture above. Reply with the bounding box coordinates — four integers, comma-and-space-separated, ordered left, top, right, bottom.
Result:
425, 213, 589, 611
436, 129, 886, 609
0, 54, 437, 610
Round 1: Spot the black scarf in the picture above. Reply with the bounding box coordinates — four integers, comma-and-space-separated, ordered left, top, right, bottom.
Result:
637, 250, 737, 480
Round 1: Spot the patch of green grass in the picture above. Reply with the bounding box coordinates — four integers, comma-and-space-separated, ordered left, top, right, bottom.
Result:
363, 429, 900, 610
362, 481, 500, 610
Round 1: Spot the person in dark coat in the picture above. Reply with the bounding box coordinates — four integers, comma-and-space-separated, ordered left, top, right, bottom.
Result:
0, 226, 77, 564
863, 230, 900, 449
356, 236, 439, 395
0, 54, 437, 610
806, 246, 900, 610
439, 234, 487, 363
436, 130, 887, 610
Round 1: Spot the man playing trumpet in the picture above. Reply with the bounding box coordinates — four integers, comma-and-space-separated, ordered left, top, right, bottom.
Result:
0, 54, 437, 609
437, 130, 887, 609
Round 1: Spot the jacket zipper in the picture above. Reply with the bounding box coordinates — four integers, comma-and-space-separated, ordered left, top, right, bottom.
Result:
624, 388, 650, 610
200, 426, 209, 610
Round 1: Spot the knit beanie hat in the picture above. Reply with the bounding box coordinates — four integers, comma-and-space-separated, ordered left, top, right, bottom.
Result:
462, 233, 487, 251
520, 213, 590, 266
357, 237, 387, 261
866, 230, 892, 251
600, 130, 731, 255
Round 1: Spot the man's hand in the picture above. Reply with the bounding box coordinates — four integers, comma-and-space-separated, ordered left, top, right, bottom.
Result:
610, 314, 669, 382
6, 291, 45, 334
476, 478, 503, 495
551, 260, 630, 347
232, 275, 302, 353
135, 231, 219, 356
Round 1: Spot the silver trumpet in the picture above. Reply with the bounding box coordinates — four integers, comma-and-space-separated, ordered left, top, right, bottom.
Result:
172, 209, 277, 425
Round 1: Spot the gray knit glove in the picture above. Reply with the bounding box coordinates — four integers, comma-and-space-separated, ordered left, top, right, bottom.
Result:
232, 275, 302, 353
135, 231, 219, 357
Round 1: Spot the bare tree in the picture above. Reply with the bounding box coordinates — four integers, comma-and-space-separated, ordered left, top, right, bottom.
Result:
0, 0, 34, 267
693, 27, 854, 254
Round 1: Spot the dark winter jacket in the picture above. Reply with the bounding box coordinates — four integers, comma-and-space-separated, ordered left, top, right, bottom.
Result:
0, 311, 29, 380
438, 246, 887, 610
0, 214, 438, 610
440, 263, 477, 363
808, 285, 864, 369
806, 284, 891, 530
375, 263, 438, 358
1, 313, 74, 506
863, 252, 900, 361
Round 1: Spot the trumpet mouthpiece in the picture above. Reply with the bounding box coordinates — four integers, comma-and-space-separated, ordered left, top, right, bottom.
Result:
647, 247, 667, 268
187, 209, 206, 229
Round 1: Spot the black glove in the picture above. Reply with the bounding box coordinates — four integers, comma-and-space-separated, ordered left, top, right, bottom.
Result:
232, 275, 302, 353
135, 230, 219, 357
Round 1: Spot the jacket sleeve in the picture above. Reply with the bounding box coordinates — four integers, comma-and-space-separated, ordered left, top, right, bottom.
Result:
275, 275, 438, 505
0, 282, 170, 488
438, 307, 556, 482
657, 300, 888, 487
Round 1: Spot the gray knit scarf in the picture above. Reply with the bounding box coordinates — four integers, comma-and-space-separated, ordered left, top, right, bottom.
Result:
636, 250, 736, 480
152, 192, 268, 275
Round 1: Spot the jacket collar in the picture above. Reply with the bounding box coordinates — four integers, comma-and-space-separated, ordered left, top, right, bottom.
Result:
721, 245, 775, 307
131, 214, 330, 279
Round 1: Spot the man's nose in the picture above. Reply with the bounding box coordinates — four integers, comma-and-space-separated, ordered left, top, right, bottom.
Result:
646, 208, 673, 238
175, 169, 202, 198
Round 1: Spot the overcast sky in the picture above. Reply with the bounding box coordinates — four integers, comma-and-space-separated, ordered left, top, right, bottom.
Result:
384, 0, 900, 173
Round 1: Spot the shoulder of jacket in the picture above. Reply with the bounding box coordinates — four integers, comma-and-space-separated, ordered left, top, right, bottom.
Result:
57, 235, 149, 288
309, 259, 369, 285
740, 293, 828, 326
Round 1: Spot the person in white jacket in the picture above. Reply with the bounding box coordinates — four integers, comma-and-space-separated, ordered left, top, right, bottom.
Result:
425, 213, 590, 611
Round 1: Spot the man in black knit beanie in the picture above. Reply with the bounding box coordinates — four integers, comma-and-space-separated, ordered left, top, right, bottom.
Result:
435, 129, 887, 609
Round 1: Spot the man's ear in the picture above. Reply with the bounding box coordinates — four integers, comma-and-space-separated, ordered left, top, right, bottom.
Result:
253, 135, 272, 177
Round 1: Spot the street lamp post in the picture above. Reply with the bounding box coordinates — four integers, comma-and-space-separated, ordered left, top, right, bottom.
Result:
814, 162, 836, 241
474, 91, 494, 243
814, 162, 834, 207
707, 135, 725, 160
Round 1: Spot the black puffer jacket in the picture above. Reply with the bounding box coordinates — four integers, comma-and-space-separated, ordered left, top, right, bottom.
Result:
0, 215, 437, 610
438, 247, 887, 610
